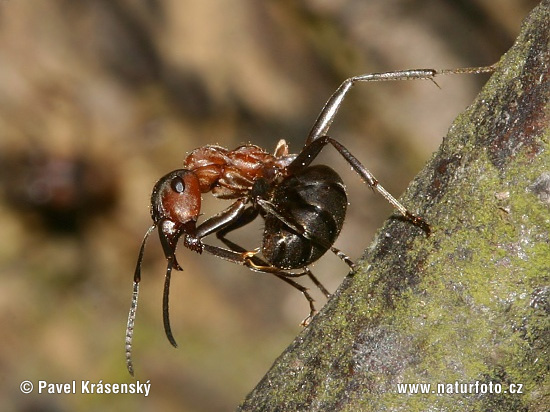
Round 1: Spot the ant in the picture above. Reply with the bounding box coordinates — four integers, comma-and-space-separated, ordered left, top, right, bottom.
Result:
125, 64, 495, 375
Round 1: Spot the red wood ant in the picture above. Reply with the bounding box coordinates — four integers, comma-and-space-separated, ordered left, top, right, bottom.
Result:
125, 64, 495, 375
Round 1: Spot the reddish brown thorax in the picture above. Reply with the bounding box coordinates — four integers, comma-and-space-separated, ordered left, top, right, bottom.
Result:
182, 141, 295, 199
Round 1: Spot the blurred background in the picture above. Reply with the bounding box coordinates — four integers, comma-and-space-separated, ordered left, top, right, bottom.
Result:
0, 0, 537, 411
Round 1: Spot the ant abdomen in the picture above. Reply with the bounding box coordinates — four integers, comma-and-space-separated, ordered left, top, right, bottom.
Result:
262, 165, 347, 269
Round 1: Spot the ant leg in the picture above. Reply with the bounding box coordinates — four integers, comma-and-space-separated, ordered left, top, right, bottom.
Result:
194, 199, 248, 240
302, 266, 331, 299
215, 225, 332, 299
241, 242, 333, 299
208, 206, 329, 286
307, 65, 496, 144
215, 207, 259, 244
203, 204, 284, 266
330, 246, 355, 269
328, 137, 430, 234
195, 198, 333, 297
204, 199, 335, 281
201, 243, 320, 325
195, 200, 328, 289
288, 135, 430, 234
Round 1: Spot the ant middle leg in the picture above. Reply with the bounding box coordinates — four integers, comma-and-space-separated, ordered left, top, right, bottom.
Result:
213, 213, 334, 299
201, 243, 321, 326
288, 135, 430, 235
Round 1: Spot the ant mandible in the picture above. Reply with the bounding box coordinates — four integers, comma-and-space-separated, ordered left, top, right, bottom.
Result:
126, 64, 495, 375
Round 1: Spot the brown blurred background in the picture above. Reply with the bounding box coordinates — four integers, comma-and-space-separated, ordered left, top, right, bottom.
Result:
0, 0, 537, 411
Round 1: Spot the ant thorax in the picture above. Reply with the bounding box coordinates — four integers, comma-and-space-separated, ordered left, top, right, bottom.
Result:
182, 143, 296, 199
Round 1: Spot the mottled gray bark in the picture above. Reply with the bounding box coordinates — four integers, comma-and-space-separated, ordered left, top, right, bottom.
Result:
238, 1, 550, 411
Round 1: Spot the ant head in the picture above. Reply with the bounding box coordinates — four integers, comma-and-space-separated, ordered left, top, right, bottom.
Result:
132, 168, 201, 286
151, 169, 203, 263
151, 169, 201, 227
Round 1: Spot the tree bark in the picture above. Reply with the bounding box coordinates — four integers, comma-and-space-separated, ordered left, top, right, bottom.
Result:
238, 1, 550, 411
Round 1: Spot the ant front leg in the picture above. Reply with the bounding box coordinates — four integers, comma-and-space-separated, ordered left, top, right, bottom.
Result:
213, 206, 260, 248
196, 198, 330, 323
194, 199, 249, 241
195, 199, 328, 316
208, 202, 335, 300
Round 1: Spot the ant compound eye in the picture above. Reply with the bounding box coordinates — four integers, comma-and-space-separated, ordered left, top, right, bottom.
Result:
171, 176, 185, 194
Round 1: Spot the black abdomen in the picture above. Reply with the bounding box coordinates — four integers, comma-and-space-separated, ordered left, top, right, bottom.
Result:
262, 165, 347, 269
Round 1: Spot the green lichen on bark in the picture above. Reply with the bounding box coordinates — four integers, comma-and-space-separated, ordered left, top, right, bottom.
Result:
239, 1, 550, 411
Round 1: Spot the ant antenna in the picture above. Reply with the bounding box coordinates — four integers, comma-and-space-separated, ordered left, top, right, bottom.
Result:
125, 281, 140, 376
126, 224, 155, 376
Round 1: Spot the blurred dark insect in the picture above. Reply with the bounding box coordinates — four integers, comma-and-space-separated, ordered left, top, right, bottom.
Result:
0, 150, 118, 234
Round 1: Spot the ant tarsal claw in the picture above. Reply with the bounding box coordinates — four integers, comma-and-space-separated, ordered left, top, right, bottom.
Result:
300, 311, 317, 327
241, 248, 267, 270
241, 248, 261, 261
